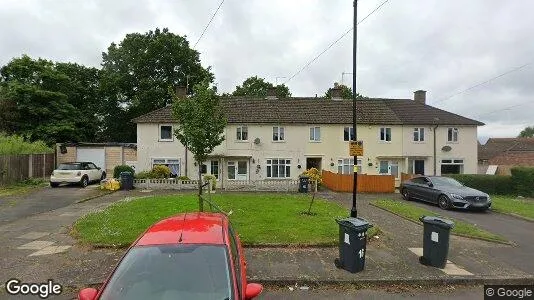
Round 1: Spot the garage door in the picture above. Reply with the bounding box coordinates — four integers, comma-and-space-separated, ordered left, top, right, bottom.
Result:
77, 148, 106, 169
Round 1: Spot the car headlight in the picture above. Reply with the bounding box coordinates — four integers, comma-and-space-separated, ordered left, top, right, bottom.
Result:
450, 193, 464, 200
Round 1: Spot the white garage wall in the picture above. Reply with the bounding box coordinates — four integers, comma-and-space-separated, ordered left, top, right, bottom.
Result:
77, 148, 106, 169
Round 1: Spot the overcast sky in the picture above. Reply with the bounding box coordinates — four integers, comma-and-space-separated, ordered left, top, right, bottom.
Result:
1, 0, 533, 142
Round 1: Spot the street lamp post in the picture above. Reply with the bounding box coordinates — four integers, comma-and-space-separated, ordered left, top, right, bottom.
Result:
350, 0, 358, 218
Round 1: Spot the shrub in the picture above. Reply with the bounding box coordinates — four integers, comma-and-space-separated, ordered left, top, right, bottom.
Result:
447, 174, 514, 195
113, 165, 135, 179
0, 134, 52, 154
511, 167, 534, 197
178, 176, 191, 181
151, 165, 171, 178
300, 168, 322, 183
203, 174, 217, 190
135, 171, 152, 179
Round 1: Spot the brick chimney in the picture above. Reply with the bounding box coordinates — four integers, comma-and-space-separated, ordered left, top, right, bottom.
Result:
265, 87, 278, 100
175, 86, 187, 98
414, 90, 426, 104
330, 82, 343, 100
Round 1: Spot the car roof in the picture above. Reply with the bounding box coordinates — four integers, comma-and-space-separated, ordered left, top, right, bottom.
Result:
135, 212, 228, 247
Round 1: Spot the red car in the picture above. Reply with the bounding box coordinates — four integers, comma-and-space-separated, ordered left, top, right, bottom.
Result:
78, 212, 263, 300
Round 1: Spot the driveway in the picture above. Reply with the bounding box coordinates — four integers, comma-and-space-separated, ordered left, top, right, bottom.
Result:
401, 196, 534, 274
0, 184, 104, 224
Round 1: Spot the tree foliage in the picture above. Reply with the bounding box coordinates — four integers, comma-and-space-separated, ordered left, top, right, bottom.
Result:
100, 28, 214, 142
325, 84, 367, 100
172, 81, 227, 211
231, 76, 291, 98
518, 126, 534, 138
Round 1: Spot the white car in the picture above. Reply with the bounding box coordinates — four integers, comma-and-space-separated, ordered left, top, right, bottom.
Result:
50, 162, 106, 188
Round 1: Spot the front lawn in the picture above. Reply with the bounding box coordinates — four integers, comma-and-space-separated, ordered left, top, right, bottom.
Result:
371, 199, 507, 243
73, 193, 379, 247
491, 196, 534, 220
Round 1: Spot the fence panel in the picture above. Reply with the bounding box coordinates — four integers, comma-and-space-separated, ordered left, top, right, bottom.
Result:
321, 170, 395, 193
0, 153, 55, 185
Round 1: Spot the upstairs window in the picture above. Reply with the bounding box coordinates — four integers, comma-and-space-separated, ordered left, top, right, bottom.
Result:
343, 127, 355, 141
309, 127, 321, 141
159, 125, 173, 141
413, 128, 425, 142
447, 128, 459, 142
236, 126, 248, 141
273, 126, 285, 141
380, 127, 392, 142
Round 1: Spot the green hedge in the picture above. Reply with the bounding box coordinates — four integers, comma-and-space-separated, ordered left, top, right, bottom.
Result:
447, 174, 514, 195
113, 165, 135, 179
510, 167, 534, 197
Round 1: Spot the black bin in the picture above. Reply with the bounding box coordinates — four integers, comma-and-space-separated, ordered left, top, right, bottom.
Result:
120, 171, 134, 190
335, 217, 372, 273
298, 176, 309, 193
419, 216, 454, 268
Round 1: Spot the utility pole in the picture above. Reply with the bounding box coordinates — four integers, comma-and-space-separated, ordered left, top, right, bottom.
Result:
351, 0, 358, 218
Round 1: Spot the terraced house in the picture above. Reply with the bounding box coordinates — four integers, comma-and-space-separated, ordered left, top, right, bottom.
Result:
133, 88, 484, 187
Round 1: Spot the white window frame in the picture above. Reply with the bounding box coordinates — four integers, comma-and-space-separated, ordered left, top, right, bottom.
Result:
266, 159, 291, 178
210, 160, 219, 179
337, 158, 362, 174
413, 127, 425, 142
441, 158, 464, 174
309, 127, 321, 142
379, 127, 392, 142
343, 127, 355, 141
447, 127, 459, 143
159, 124, 174, 142
236, 125, 248, 141
151, 158, 180, 176
273, 126, 285, 142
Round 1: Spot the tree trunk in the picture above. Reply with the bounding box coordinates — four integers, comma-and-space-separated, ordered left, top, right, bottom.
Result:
198, 161, 203, 212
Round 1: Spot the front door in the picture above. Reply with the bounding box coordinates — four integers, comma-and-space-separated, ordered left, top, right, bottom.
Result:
414, 160, 425, 175
306, 157, 322, 171
379, 160, 399, 179
227, 160, 248, 180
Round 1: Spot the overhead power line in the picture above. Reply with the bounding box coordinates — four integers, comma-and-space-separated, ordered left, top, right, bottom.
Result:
433, 62, 533, 105
283, 0, 391, 85
476, 100, 534, 119
194, 0, 225, 49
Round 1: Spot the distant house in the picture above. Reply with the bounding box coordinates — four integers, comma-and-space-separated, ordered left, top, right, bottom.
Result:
132, 88, 483, 187
478, 138, 534, 175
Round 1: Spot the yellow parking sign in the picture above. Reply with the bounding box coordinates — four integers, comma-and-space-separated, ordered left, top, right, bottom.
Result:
349, 141, 363, 156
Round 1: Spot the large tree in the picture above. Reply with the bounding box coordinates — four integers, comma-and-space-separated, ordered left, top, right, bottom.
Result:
518, 126, 534, 138
0, 56, 82, 144
231, 76, 291, 98
100, 28, 214, 142
325, 84, 367, 100
172, 81, 226, 211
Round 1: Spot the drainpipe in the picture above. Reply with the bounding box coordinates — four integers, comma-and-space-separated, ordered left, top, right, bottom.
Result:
433, 124, 439, 176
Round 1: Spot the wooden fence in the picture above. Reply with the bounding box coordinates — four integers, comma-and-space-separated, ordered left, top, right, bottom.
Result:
321, 170, 395, 193
0, 153, 55, 185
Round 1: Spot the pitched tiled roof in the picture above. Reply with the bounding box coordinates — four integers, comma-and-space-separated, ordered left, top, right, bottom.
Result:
478, 138, 534, 160
489, 152, 534, 166
131, 97, 484, 126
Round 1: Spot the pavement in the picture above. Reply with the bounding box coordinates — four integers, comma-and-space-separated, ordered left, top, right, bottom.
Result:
0, 189, 533, 299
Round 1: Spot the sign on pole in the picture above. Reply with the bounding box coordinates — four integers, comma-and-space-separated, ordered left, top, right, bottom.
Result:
349, 141, 364, 156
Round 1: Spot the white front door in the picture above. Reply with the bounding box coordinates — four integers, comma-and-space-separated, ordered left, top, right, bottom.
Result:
227, 160, 248, 180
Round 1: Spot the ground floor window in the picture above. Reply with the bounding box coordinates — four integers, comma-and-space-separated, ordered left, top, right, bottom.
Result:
152, 158, 180, 177
441, 159, 464, 174
378, 160, 400, 179
338, 158, 362, 174
267, 159, 291, 178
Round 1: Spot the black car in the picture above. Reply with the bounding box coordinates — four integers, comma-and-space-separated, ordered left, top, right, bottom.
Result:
400, 176, 491, 211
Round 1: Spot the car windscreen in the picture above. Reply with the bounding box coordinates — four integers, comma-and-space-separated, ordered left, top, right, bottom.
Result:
99, 244, 233, 300
57, 163, 81, 170
431, 177, 463, 187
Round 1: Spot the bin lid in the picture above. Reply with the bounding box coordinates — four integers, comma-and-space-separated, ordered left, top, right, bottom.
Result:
336, 217, 371, 230
419, 216, 454, 229
120, 171, 132, 175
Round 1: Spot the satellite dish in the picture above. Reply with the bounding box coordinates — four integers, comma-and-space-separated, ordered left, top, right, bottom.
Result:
442, 145, 452, 152
254, 138, 261, 145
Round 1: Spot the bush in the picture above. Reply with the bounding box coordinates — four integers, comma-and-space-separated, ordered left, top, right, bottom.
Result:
300, 167, 322, 183
113, 165, 135, 179
151, 165, 171, 178
447, 174, 514, 195
511, 167, 534, 197
0, 134, 52, 154
135, 171, 152, 179
178, 176, 191, 181
203, 174, 217, 190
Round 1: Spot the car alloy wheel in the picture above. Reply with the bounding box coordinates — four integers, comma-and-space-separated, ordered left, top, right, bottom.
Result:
81, 176, 89, 188
438, 195, 450, 210
401, 188, 410, 200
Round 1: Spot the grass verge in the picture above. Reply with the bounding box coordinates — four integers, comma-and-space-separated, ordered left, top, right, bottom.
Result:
0, 178, 47, 197
370, 199, 507, 244
73, 193, 380, 248
490, 196, 534, 221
